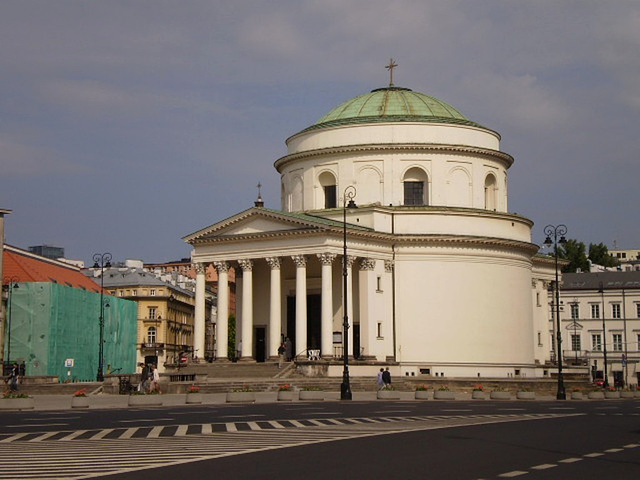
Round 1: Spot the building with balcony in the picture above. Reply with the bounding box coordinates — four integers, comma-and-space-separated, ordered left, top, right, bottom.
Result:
89, 261, 209, 372
557, 271, 640, 387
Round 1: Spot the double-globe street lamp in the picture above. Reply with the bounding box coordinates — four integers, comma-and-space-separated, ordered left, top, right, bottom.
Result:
598, 281, 609, 388
543, 224, 567, 400
341, 186, 357, 401
2, 276, 19, 373
93, 252, 112, 382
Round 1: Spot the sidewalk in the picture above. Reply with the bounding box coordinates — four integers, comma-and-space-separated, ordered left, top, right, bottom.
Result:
5, 391, 561, 411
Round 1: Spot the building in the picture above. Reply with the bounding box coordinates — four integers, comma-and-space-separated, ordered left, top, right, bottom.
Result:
184, 77, 556, 378
28, 244, 65, 260
558, 271, 640, 387
609, 249, 640, 271
89, 261, 205, 371
145, 258, 236, 316
2, 245, 138, 381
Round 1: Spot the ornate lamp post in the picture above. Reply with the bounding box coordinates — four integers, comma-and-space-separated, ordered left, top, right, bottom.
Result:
93, 252, 112, 382
2, 277, 19, 371
543, 224, 567, 400
341, 186, 357, 400
598, 281, 609, 388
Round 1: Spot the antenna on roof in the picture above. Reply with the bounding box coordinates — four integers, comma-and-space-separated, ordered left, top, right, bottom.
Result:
254, 182, 264, 207
385, 58, 398, 87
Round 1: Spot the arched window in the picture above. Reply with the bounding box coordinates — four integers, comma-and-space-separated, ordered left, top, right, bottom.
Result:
484, 174, 497, 210
403, 167, 428, 206
318, 171, 337, 208
147, 326, 157, 344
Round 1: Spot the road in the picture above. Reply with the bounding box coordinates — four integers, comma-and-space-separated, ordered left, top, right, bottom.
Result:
4, 400, 639, 479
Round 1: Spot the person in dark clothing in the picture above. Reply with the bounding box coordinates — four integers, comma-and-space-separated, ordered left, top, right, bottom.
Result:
382, 367, 391, 388
8, 363, 19, 392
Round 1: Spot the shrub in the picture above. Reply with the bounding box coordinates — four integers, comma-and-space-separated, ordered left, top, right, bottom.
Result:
415, 384, 428, 391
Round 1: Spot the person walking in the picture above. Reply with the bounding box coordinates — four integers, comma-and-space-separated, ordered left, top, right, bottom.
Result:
382, 367, 392, 388
284, 337, 293, 362
277, 343, 286, 368
8, 362, 19, 392
377, 368, 385, 390
150, 364, 160, 393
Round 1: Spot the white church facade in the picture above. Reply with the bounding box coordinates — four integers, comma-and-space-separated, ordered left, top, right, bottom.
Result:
184, 79, 557, 379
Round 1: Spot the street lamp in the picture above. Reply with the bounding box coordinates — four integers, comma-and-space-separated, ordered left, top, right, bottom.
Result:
543, 224, 567, 400
341, 186, 357, 401
93, 252, 112, 382
598, 281, 609, 388
2, 277, 19, 372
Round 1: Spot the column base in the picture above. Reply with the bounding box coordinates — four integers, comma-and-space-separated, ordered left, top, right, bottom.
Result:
214, 357, 232, 363
238, 357, 257, 363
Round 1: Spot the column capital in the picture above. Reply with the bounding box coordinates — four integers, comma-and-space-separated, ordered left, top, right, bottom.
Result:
213, 261, 230, 273
291, 254, 307, 267
359, 258, 376, 271
384, 260, 394, 273
317, 253, 337, 266
344, 255, 356, 268
195, 263, 206, 275
238, 259, 253, 271
265, 257, 281, 269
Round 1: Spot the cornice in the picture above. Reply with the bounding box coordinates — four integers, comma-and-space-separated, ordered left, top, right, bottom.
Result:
275, 143, 514, 172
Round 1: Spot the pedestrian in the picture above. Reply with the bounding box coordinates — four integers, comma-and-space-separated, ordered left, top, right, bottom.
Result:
382, 367, 391, 388
284, 337, 292, 362
138, 363, 149, 392
8, 362, 19, 392
377, 368, 385, 390
277, 343, 286, 368
150, 364, 160, 393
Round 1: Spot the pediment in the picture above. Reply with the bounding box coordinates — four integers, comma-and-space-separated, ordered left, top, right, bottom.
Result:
183, 207, 341, 244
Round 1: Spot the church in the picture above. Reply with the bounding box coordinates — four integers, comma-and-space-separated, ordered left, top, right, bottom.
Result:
184, 64, 556, 379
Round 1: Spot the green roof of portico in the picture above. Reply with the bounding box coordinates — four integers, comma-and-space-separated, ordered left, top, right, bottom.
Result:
304, 86, 484, 132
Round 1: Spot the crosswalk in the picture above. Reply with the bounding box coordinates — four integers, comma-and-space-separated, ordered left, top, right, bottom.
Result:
5, 413, 577, 480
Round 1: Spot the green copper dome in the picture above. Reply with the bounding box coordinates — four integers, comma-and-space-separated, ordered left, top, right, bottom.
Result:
307, 87, 482, 131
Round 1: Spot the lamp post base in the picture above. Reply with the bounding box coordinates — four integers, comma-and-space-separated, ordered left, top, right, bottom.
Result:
340, 370, 352, 400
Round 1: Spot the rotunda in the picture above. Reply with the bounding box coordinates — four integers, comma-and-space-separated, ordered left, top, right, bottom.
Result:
185, 82, 554, 379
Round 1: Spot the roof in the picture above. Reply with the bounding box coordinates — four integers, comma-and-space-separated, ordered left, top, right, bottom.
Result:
302, 86, 484, 132
561, 271, 640, 290
95, 266, 194, 297
2, 245, 102, 292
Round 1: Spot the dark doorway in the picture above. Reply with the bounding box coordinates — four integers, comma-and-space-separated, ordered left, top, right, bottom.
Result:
286, 294, 321, 358
255, 327, 266, 362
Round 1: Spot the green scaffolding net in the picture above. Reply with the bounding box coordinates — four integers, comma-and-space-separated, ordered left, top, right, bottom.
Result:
5, 282, 137, 382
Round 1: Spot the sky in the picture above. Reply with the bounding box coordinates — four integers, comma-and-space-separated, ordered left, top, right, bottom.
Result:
2, 1, 639, 265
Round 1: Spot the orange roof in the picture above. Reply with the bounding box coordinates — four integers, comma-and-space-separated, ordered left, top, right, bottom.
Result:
3, 245, 101, 292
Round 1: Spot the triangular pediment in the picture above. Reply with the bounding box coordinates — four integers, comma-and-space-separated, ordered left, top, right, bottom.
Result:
183, 207, 346, 244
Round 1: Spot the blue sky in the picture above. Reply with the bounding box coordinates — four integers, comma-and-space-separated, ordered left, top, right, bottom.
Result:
2, 1, 639, 264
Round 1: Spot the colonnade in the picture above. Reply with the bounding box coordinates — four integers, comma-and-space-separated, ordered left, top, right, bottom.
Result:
192, 254, 393, 362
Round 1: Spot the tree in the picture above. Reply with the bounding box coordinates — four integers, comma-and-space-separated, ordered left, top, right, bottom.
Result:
588, 242, 620, 268
558, 238, 589, 273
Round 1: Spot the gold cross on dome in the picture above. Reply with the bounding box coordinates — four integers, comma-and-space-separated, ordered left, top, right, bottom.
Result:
385, 58, 398, 86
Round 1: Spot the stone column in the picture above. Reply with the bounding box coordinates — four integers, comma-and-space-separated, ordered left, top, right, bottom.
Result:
292, 255, 307, 359
358, 258, 376, 360
238, 259, 254, 361
213, 261, 229, 361
317, 253, 336, 358
266, 257, 282, 359
194, 263, 206, 361
345, 255, 356, 359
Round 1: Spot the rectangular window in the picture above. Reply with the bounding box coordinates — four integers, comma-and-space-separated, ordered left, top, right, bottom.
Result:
377, 322, 383, 338
612, 333, 623, 351
612, 304, 621, 319
592, 334, 602, 351
324, 185, 337, 209
150, 289, 156, 296
637, 304, 640, 318
591, 304, 600, 319
403, 181, 424, 206
149, 307, 157, 320
571, 334, 581, 351
570, 304, 579, 319
637, 334, 640, 350
132, 289, 137, 296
